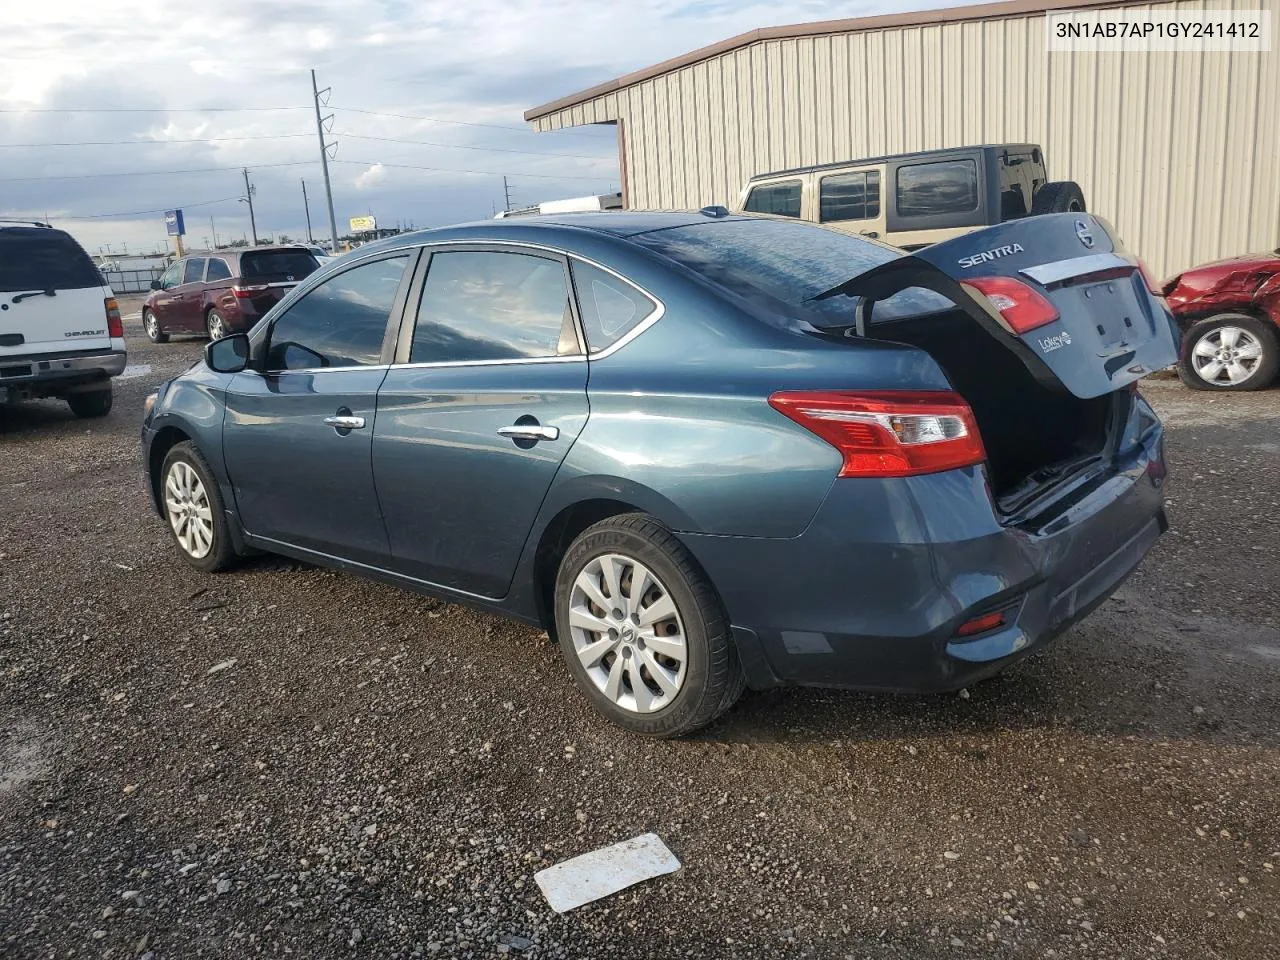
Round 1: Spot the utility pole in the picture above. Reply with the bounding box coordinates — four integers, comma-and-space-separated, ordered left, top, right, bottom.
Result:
210, 216, 219, 248
242, 168, 259, 245
311, 69, 340, 254
503, 176, 513, 213
301, 179, 314, 243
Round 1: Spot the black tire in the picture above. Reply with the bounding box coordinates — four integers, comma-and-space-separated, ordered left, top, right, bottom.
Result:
1177, 313, 1279, 392
553, 513, 744, 738
143, 308, 168, 344
206, 309, 228, 341
159, 441, 238, 573
66, 387, 112, 419
1031, 180, 1086, 215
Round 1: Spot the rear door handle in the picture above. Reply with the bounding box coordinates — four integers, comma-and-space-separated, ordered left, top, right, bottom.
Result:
498, 424, 559, 442
324, 415, 366, 430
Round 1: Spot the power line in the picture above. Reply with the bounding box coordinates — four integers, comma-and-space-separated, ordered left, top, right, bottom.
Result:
331, 159, 615, 182
330, 106, 614, 139
0, 133, 314, 148
0, 106, 308, 114
0, 160, 315, 183
339, 132, 613, 161
50, 195, 247, 220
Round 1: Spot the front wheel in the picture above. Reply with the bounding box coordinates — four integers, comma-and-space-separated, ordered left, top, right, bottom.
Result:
143, 308, 168, 344
1177, 314, 1278, 391
554, 514, 744, 738
160, 441, 238, 572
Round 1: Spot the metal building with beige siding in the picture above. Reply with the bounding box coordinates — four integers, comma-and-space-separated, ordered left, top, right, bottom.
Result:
525, 0, 1278, 279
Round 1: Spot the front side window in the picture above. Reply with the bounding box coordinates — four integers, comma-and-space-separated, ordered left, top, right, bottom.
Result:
571, 261, 656, 352
896, 160, 979, 218
410, 251, 576, 364
820, 171, 882, 223
266, 255, 409, 370
182, 258, 206, 285
205, 258, 232, 282
158, 262, 182, 289
743, 180, 803, 218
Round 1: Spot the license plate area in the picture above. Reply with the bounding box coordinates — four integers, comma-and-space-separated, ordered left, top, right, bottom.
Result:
1073, 278, 1145, 351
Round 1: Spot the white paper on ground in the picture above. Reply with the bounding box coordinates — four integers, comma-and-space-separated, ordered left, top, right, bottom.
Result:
534, 832, 680, 913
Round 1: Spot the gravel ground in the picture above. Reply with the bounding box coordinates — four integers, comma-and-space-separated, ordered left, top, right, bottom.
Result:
2, 298, 1278, 959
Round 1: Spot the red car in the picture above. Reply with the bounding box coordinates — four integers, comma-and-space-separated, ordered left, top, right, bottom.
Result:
1163, 247, 1280, 391
143, 246, 321, 343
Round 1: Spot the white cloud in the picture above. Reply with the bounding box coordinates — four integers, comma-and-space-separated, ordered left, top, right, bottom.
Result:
0, 0, 947, 249
354, 163, 387, 190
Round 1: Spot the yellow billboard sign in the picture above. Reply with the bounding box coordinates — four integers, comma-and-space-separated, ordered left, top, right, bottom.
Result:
349, 215, 377, 232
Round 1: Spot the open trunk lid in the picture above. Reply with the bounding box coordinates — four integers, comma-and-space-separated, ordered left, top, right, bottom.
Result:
815, 213, 1180, 399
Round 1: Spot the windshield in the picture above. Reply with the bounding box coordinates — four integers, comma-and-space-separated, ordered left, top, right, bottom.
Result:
0, 228, 103, 293
629, 217, 951, 326
240, 250, 319, 280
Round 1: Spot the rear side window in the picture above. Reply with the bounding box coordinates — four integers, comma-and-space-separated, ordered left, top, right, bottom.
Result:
820, 171, 882, 223
410, 251, 577, 364
744, 180, 802, 218
182, 259, 206, 284
205, 258, 232, 282
0, 228, 103, 293
240, 250, 319, 280
896, 160, 979, 218
570, 261, 656, 352
266, 255, 409, 370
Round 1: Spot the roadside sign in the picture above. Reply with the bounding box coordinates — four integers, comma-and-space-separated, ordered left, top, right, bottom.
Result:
164, 210, 185, 236
349, 215, 376, 232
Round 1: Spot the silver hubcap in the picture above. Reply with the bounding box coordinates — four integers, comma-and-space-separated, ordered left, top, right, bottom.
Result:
165, 461, 214, 559
145, 312, 158, 338
208, 313, 225, 340
1192, 324, 1264, 385
568, 553, 687, 714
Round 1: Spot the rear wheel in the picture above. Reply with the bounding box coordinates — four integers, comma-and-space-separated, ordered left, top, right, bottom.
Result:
1031, 181, 1086, 215
554, 513, 744, 738
160, 441, 237, 572
67, 387, 112, 418
1178, 314, 1278, 391
206, 309, 228, 341
143, 308, 168, 344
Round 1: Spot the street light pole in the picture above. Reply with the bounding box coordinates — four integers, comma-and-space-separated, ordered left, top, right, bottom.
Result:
311, 69, 340, 254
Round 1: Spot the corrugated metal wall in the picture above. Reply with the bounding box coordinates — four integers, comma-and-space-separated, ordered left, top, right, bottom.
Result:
534, 0, 1279, 278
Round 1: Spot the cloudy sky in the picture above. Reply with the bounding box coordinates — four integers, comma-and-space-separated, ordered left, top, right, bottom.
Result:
1, 0, 957, 255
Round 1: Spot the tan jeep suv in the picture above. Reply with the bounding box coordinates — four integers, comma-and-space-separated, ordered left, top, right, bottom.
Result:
734, 144, 1085, 251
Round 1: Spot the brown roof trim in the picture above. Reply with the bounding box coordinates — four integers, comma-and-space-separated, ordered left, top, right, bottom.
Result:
525, 0, 1150, 121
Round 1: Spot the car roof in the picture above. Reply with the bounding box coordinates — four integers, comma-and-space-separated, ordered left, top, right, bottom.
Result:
348, 211, 761, 257
748, 142, 1042, 181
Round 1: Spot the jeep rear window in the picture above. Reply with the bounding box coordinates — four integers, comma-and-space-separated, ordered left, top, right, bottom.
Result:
896, 160, 979, 218
0, 229, 103, 293
239, 250, 319, 280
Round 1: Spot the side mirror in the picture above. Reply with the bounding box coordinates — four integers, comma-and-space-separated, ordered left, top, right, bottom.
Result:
150, 280, 161, 291
205, 333, 251, 373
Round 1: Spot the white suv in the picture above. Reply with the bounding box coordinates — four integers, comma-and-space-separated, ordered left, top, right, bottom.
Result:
0, 222, 127, 418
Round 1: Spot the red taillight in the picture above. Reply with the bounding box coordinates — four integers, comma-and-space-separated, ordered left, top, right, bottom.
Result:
231, 284, 269, 298
105, 297, 123, 338
963, 276, 1059, 334
956, 611, 1006, 637
768, 390, 986, 478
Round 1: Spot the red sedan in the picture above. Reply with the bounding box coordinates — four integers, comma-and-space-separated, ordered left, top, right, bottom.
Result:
1164, 248, 1280, 391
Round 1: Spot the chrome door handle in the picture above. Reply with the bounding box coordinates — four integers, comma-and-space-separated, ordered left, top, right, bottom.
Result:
498, 424, 559, 442
323, 415, 366, 430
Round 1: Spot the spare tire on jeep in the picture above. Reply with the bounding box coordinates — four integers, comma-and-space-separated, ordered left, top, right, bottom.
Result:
1031, 181, 1086, 215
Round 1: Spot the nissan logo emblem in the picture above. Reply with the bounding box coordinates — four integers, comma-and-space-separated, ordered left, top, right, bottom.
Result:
1075, 219, 1095, 249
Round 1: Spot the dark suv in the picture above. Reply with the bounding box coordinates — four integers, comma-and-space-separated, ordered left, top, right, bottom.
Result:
142, 246, 321, 342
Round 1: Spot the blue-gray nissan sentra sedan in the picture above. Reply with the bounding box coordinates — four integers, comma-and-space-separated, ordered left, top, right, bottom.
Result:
141, 210, 1176, 737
